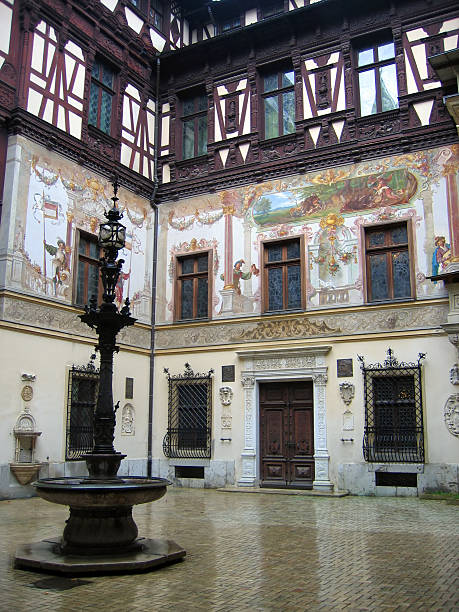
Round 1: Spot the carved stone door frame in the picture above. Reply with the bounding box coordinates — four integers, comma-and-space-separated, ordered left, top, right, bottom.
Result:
236, 346, 333, 491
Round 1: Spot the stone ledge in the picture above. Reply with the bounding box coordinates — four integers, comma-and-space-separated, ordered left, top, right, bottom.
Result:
216, 486, 349, 497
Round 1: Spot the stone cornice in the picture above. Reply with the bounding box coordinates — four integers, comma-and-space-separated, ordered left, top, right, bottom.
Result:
155, 302, 448, 350
0, 292, 151, 351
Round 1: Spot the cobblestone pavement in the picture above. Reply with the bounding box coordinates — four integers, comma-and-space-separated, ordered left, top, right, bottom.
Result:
1, 488, 458, 611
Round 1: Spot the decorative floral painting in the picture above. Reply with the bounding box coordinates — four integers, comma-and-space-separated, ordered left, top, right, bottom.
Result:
157, 144, 456, 322
10, 137, 153, 323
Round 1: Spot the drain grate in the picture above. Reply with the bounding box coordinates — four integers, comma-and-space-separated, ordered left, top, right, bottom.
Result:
28, 577, 92, 591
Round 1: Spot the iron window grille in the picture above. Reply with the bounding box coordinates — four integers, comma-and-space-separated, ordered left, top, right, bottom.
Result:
65, 356, 99, 460
163, 363, 213, 459
358, 349, 425, 463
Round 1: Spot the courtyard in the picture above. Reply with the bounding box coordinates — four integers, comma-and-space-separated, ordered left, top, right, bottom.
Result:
1, 488, 458, 611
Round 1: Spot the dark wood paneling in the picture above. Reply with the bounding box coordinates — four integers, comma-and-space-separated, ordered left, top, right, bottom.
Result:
260, 381, 314, 489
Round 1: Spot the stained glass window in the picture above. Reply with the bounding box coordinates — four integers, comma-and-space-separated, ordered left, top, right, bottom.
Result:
365, 223, 411, 302
356, 40, 398, 116
262, 68, 295, 139
176, 253, 210, 320
181, 94, 208, 159
88, 60, 115, 135
264, 238, 303, 312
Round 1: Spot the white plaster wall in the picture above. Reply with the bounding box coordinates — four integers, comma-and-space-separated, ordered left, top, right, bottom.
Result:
0, 326, 151, 469
153, 332, 458, 491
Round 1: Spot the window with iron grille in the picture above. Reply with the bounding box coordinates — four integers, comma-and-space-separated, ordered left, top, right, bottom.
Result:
65, 357, 99, 460
163, 363, 213, 459
358, 349, 425, 463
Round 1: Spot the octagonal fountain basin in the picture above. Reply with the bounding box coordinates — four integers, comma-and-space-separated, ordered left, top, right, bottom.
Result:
14, 476, 186, 575
33, 476, 169, 508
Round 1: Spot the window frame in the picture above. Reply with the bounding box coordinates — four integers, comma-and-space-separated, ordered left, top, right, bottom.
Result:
354, 35, 399, 117
179, 92, 208, 160
65, 361, 99, 461
260, 65, 296, 140
127, 0, 164, 31
359, 349, 425, 464
163, 364, 213, 459
218, 12, 242, 34
261, 1, 286, 20
88, 58, 117, 136
261, 235, 305, 314
363, 220, 414, 304
74, 230, 102, 307
174, 249, 212, 322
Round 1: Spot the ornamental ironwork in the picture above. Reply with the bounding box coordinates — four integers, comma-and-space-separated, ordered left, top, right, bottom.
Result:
65, 355, 99, 460
163, 364, 213, 459
358, 349, 425, 463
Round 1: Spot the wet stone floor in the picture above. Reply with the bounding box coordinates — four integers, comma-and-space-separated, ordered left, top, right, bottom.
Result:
1, 488, 458, 611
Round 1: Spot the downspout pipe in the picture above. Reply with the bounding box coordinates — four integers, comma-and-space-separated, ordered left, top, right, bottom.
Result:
147, 53, 161, 478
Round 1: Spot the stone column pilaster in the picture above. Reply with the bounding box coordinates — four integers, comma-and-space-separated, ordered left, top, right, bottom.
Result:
238, 375, 256, 486
312, 372, 333, 491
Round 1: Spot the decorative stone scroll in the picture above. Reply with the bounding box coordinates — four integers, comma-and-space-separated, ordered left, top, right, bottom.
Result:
220, 387, 233, 436
219, 387, 233, 406
339, 382, 355, 406
444, 394, 459, 437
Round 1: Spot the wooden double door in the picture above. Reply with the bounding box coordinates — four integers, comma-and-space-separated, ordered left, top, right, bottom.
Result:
259, 381, 314, 489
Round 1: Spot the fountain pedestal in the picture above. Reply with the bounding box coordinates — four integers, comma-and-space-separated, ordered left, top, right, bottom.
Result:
14, 475, 186, 574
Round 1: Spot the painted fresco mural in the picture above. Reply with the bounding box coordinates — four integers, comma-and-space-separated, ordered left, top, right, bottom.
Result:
158, 144, 457, 322
9, 137, 153, 323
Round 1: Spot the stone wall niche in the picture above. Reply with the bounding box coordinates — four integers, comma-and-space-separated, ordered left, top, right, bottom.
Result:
10, 410, 42, 485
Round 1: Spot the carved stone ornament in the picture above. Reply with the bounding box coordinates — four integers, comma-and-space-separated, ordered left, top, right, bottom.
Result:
343, 409, 354, 431
21, 385, 34, 402
221, 416, 232, 430
219, 386, 233, 406
444, 394, 459, 437
450, 364, 459, 385
21, 373, 36, 382
121, 404, 135, 436
339, 382, 355, 406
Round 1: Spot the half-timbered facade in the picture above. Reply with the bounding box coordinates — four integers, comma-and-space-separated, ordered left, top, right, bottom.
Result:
0, 0, 458, 498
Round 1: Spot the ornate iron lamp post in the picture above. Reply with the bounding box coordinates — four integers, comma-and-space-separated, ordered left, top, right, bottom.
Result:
15, 179, 186, 574
80, 179, 136, 481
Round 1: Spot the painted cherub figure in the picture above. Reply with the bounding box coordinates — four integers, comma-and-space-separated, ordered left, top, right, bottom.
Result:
44, 238, 67, 295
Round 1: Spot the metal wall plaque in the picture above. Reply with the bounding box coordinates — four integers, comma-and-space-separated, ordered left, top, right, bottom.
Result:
125, 377, 134, 399
337, 359, 353, 378
222, 365, 235, 382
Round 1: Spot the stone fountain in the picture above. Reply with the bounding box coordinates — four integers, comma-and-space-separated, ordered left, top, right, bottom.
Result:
14, 182, 185, 574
